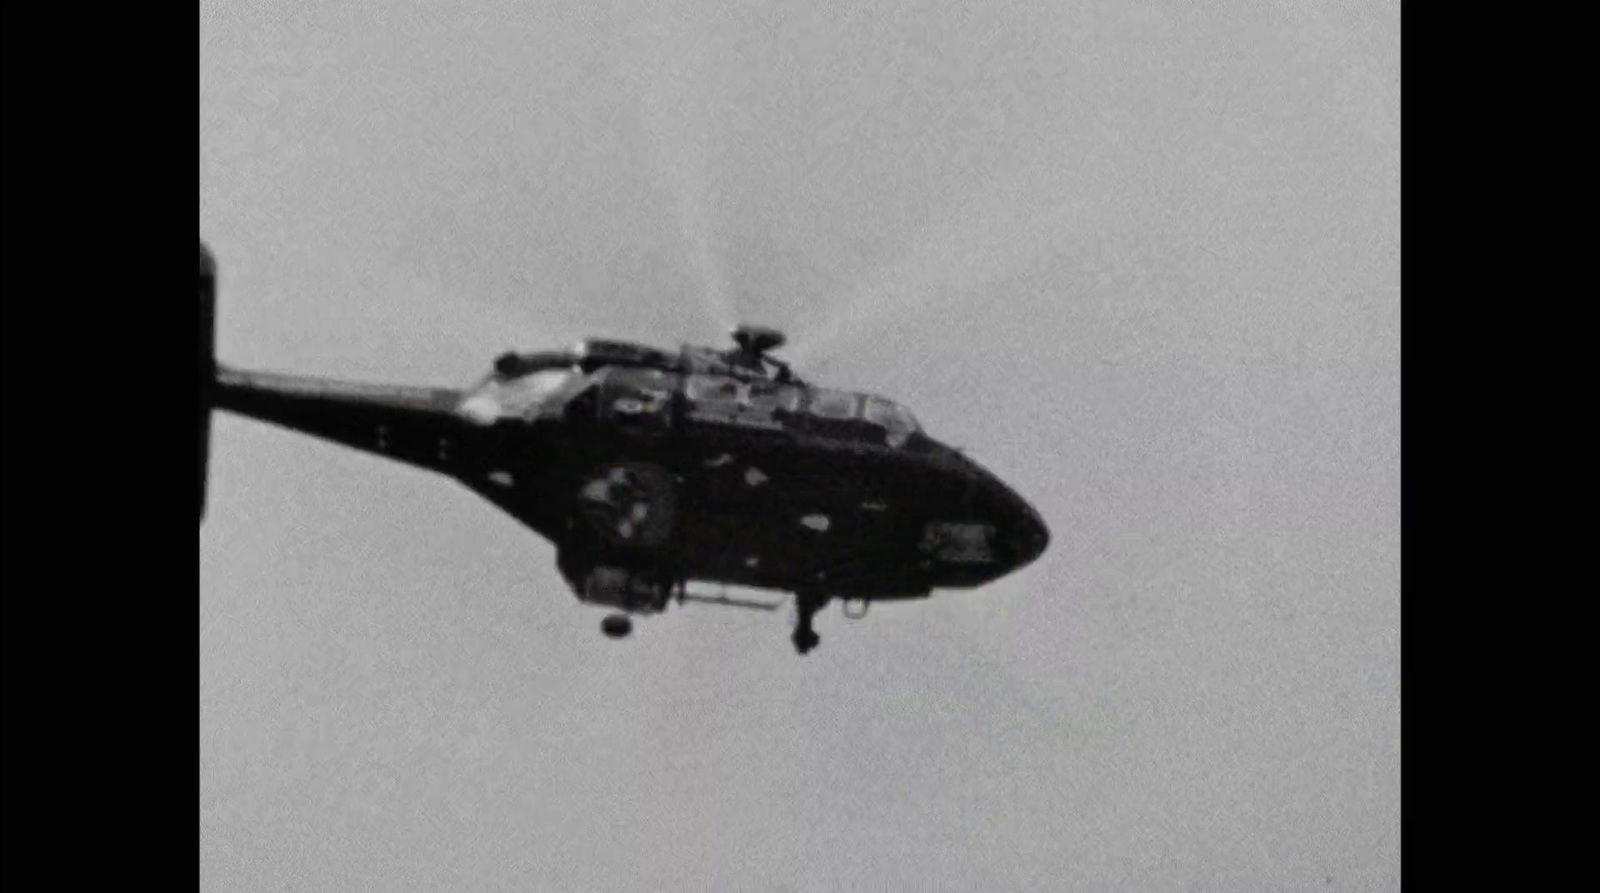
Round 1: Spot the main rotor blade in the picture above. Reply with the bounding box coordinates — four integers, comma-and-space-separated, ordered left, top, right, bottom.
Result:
622, 1, 738, 338
788, 167, 1095, 367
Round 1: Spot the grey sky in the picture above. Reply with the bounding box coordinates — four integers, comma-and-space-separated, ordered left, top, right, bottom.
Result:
201, 1, 1399, 890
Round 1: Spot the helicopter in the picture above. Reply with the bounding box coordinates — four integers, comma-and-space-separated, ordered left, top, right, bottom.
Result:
200, 242, 1048, 654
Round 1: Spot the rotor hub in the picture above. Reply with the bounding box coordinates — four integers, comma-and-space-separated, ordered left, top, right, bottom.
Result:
731, 324, 786, 356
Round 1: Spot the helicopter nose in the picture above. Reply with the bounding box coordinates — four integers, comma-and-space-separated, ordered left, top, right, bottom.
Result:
958, 453, 1049, 572
997, 484, 1050, 571
930, 444, 1049, 580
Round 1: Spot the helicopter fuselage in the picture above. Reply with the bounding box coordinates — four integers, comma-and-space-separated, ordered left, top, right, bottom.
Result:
202, 244, 1047, 652
212, 342, 1048, 609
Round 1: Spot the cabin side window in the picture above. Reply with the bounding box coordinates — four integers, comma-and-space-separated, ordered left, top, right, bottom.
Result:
683, 376, 920, 443
684, 374, 800, 429
806, 389, 860, 420
684, 376, 801, 410
744, 379, 803, 414
685, 374, 741, 405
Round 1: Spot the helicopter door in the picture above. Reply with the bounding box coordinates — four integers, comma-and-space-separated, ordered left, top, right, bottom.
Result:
598, 368, 676, 434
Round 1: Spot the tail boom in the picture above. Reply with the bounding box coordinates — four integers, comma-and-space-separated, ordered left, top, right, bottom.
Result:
212, 367, 472, 473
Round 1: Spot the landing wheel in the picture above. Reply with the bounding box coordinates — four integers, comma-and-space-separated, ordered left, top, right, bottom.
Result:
601, 613, 633, 639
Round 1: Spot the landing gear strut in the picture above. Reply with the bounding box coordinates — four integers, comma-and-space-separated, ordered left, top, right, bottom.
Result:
791, 591, 830, 655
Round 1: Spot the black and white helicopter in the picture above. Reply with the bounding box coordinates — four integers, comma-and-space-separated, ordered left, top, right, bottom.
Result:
201, 243, 1048, 654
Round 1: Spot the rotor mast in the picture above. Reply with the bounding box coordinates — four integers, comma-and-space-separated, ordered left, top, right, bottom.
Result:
725, 324, 797, 382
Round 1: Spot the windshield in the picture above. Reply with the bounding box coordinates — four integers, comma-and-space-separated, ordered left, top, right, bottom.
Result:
863, 396, 921, 445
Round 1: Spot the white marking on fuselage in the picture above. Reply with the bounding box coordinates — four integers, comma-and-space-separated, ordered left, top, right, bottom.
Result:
800, 514, 831, 532
746, 556, 760, 568
745, 467, 769, 487
458, 394, 500, 425
488, 470, 515, 487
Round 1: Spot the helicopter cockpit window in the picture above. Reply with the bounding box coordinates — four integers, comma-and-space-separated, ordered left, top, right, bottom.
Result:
863, 397, 921, 447
743, 379, 802, 414
806, 389, 860, 420
685, 374, 740, 405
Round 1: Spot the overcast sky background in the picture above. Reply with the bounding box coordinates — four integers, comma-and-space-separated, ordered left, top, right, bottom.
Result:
200, 1, 1399, 890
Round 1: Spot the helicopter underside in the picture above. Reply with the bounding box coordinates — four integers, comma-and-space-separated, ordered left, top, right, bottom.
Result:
540, 437, 963, 655
567, 451, 942, 597
472, 429, 962, 602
